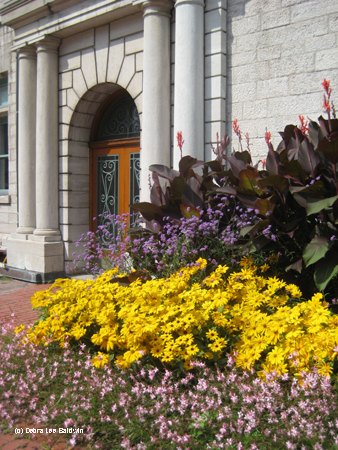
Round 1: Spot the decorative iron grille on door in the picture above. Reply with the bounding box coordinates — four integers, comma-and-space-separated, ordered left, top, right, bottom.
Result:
90, 91, 140, 238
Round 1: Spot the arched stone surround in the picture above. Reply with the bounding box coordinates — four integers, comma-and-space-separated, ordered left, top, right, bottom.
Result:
58, 23, 143, 268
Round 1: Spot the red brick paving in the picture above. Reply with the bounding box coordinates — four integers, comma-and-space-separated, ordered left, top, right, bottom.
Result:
0, 277, 90, 449
0, 278, 53, 327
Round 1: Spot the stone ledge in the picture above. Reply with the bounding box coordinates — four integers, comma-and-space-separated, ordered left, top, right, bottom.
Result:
0, 195, 10, 204
0, 265, 66, 284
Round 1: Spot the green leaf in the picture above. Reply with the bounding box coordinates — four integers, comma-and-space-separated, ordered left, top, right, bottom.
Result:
240, 220, 270, 237
314, 250, 338, 291
255, 197, 276, 216
302, 236, 331, 268
238, 169, 262, 195
180, 204, 201, 219
306, 195, 338, 216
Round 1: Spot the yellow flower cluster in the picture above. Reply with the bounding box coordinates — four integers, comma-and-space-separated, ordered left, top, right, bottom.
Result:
23, 258, 338, 378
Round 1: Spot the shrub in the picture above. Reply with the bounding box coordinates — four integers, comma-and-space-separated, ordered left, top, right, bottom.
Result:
23, 258, 338, 379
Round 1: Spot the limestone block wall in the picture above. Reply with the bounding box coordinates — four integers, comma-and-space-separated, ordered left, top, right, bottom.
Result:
204, 0, 227, 162
0, 25, 17, 245
227, 0, 338, 161
57, 14, 143, 268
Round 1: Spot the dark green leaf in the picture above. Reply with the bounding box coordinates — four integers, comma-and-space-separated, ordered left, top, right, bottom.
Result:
314, 249, 338, 291
306, 195, 338, 216
240, 220, 270, 237
302, 236, 331, 267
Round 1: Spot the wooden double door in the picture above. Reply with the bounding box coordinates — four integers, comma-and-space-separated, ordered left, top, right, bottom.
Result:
90, 138, 140, 235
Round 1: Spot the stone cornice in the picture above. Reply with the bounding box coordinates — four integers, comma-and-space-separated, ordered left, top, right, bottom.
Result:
6, 0, 138, 49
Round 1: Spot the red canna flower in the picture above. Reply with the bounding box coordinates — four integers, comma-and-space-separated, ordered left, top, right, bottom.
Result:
322, 78, 332, 117
265, 129, 271, 145
298, 115, 309, 136
177, 131, 184, 159
232, 119, 242, 141
322, 78, 332, 97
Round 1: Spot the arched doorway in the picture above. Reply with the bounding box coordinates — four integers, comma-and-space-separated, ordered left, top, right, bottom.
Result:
89, 89, 140, 235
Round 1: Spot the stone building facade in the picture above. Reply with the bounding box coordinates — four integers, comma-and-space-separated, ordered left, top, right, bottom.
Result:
0, 0, 337, 281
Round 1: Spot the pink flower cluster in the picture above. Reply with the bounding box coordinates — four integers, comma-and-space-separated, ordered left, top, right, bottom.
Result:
1, 317, 338, 449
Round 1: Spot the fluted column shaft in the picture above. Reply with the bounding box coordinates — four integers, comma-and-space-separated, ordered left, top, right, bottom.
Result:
16, 46, 37, 234
174, 0, 204, 168
140, 0, 173, 202
33, 37, 61, 237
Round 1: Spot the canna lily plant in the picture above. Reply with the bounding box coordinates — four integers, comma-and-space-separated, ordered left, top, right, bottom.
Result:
132, 80, 338, 297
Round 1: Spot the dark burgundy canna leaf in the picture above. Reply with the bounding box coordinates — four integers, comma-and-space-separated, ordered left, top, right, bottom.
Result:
283, 160, 308, 184
179, 155, 198, 177
223, 155, 247, 178
221, 134, 230, 150
297, 137, 319, 177
258, 175, 288, 196
182, 177, 204, 207
234, 150, 252, 165
279, 124, 298, 149
285, 259, 302, 274
149, 164, 180, 182
130, 202, 164, 224
266, 145, 279, 175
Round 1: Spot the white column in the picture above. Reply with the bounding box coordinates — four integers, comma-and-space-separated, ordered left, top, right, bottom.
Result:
140, 0, 173, 202
174, 0, 204, 168
16, 46, 36, 234
33, 37, 61, 237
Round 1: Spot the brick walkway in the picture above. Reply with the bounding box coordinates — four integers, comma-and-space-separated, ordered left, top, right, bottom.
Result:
0, 277, 53, 327
0, 276, 89, 449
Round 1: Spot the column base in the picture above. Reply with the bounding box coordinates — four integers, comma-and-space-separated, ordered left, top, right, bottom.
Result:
6, 234, 64, 274
33, 228, 61, 237
16, 226, 35, 234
